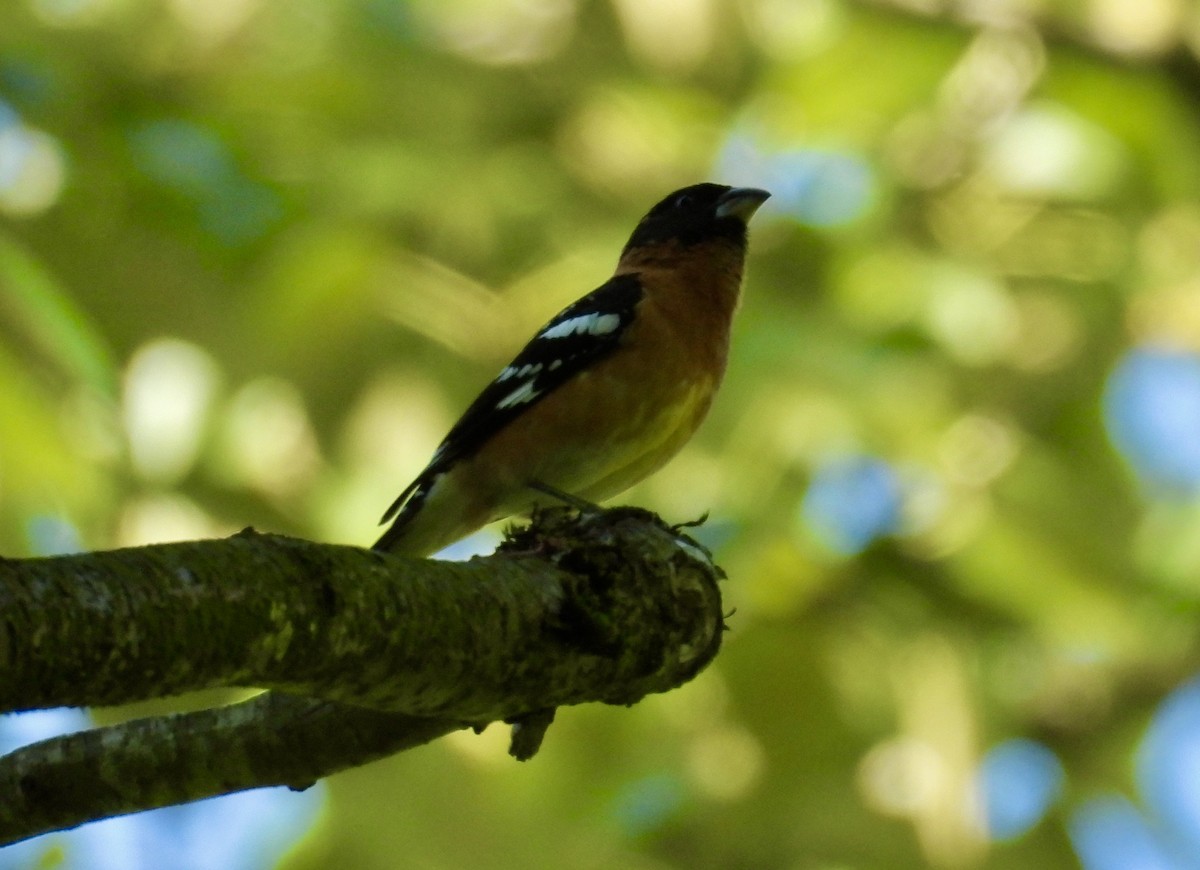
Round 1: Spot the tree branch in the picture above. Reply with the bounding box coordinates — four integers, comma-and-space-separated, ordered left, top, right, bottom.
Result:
1, 694, 457, 846
0, 506, 725, 844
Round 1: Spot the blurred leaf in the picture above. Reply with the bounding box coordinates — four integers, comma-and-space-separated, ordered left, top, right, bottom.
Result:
0, 340, 109, 543
0, 230, 116, 396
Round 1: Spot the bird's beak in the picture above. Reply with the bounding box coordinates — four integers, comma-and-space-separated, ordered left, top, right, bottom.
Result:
715, 187, 771, 222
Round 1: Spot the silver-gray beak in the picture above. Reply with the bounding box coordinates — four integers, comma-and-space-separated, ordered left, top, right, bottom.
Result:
715, 187, 771, 222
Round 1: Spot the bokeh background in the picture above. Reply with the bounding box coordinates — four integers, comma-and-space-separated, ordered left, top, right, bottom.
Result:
5, 0, 1200, 867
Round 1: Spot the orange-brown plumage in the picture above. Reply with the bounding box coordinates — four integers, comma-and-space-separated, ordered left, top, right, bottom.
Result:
374, 184, 769, 557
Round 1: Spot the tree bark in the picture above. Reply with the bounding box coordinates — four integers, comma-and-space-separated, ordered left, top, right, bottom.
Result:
0, 506, 725, 844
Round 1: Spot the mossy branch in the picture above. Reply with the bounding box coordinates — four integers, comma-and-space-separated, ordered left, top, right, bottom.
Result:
0, 507, 725, 845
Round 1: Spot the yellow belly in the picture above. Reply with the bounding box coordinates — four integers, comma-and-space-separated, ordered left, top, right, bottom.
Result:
492, 374, 716, 515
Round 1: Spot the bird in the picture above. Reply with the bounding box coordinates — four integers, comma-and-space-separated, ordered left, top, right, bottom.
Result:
373, 182, 771, 557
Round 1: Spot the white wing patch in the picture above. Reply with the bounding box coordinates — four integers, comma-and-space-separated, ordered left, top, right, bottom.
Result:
496, 379, 541, 410
539, 312, 622, 340
497, 362, 544, 382
492, 312, 625, 410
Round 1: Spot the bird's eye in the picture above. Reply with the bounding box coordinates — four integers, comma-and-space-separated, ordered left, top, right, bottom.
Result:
673, 193, 694, 210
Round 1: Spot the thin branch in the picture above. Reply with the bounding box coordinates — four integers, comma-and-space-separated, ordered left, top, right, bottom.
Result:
0, 694, 458, 846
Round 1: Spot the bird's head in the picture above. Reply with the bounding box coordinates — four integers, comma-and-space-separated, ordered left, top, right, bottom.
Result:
622, 183, 771, 255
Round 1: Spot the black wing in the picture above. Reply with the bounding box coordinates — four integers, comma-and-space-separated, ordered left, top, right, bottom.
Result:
378, 273, 644, 526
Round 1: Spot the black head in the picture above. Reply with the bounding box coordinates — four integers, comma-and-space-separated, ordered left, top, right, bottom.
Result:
622, 183, 771, 254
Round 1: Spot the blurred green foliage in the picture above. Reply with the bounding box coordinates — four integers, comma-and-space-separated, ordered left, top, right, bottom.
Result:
5, 0, 1200, 867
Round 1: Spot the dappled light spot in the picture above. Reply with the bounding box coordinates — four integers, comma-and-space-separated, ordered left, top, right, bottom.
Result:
1130, 498, 1200, 590
1137, 676, 1200, 855
976, 738, 1064, 840
559, 91, 708, 192
612, 0, 714, 72
409, 0, 576, 66
122, 338, 221, 485
28, 0, 113, 26
127, 119, 282, 245
332, 371, 452, 544
800, 456, 903, 555
773, 150, 874, 228
1068, 795, 1183, 870
25, 515, 80, 556
216, 377, 322, 500
0, 101, 65, 216
939, 27, 1044, 133
905, 487, 991, 559
685, 723, 764, 802
117, 493, 226, 546
716, 133, 876, 228
1008, 291, 1082, 372
937, 414, 1019, 487
129, 120, 239, 202
886, 108, 970, 189
609, 773, 686, 838
167, 0, 263, 42
739, 0, 844, 61
1129, 281, 1200, 349
982, 102, 1127, 200
1086, 0, 1182, 56
1104, 346, 1200, 496
858, 736, 946, 818
1138, 206, 1200, 287
923, 268, 1018, 365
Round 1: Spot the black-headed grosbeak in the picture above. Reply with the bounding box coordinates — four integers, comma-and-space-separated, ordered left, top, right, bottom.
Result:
374, 183, 770, 557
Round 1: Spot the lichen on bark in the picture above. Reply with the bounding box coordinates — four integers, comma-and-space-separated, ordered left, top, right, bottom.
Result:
0, 506, 725, 845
